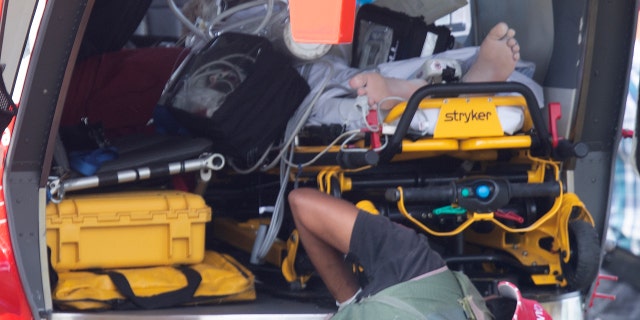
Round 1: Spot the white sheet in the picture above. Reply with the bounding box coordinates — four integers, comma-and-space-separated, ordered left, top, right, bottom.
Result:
298, 46, 542, 136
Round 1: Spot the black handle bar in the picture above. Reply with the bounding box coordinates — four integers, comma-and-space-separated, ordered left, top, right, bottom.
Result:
378, 82, 551, 163
336, 150, 380, 169
385, 180, 561, 206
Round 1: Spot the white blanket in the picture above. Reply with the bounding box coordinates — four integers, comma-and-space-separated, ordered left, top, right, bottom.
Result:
297, 46, 544, 137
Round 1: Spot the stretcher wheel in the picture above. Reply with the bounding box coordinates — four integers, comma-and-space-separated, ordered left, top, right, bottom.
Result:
561, 220, 600, 292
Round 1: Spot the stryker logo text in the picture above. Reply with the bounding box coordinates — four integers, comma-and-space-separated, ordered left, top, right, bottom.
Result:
444, 110, 492, 123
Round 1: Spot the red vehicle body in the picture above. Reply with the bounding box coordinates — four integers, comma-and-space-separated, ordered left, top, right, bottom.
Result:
0, 1, 639, 319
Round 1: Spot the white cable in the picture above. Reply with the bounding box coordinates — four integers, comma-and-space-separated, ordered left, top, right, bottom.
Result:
358, 95, 404, 135
256, 105, 382, 259
208, 0, 278, 37
189, 67, 239, 86
254, 145, 292, 260
215, 6, 289, 36
253, 0, 275, 35
190, 54, 256, 79
188, 37, 333, 175
282, 129, 363, 168
213, 15, 269, 35
258, 60, 335, 172
252, 68, 398, 259
184, 54, 257, 110
229, 60, 334, 174
189, 65, 244, 88
378, 96, 406, 106
167, 0, 209, 41
210, 0, 267, 27
227, 142, 274, 174
252, 61, 335, 260
216, 0, 223, 15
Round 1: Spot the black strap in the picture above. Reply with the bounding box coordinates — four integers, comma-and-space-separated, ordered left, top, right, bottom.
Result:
106, 266, 202, 309
47, 247, 59, 289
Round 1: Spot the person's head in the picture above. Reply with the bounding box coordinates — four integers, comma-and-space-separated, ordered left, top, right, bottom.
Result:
485, 281, 552, 320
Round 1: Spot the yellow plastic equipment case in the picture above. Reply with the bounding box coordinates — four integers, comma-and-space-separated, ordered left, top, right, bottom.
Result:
46, 190, 212, 271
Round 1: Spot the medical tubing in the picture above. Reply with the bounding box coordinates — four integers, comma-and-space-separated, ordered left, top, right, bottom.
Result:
225, 52, 333, 174
227, 142, 274, 174
214, 15, 273, 36
214, 1, 289, 37
250, 224, 269, 264
209, 0, 268, 30
255, 60, 333, 257
167, 0, 209, 40
191, 54, 255, 76
261, 60, 335, 171
208, 0, 277, 36
253, 0, 275, 35
254, 144, 293, 261
282, 130, 363, 168
187, 54, 256, 90
377, 96, 406, 108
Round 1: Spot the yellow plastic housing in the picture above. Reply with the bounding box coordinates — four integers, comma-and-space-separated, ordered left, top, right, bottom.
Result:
46, 190, 212, 271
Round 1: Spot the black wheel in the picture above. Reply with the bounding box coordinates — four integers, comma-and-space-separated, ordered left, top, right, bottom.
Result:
561, 220, 601, 292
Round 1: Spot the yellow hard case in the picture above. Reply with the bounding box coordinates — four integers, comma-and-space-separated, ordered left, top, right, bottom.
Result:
46, 190, 212, 271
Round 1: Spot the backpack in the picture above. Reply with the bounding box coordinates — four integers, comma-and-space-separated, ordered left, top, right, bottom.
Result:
159, 32, 310, 168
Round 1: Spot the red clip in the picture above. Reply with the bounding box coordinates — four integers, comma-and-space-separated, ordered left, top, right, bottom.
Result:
548, 102, 562, 148
588, 274, 618, 308
365, 108, 382, 149
494, 210, 524, 224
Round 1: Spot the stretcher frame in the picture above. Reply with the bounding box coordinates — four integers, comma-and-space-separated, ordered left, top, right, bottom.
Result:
279, 82, 599, 291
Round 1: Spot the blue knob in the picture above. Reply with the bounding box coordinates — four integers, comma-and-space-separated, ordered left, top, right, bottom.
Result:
476, 185, 491, 199
357, 0, 375, 5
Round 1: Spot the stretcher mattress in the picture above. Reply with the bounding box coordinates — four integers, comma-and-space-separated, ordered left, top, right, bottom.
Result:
320, 97, 525, 136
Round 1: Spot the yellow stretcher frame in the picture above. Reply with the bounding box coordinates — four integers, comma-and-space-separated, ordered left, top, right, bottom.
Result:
293, 95, 536, 167
312, 154, 595, 288
294, 91, 596, 288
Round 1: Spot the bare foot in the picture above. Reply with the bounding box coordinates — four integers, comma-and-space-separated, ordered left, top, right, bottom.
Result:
348, 22, 520, 110
348, 73, 427, 111
462, 22, 520, 82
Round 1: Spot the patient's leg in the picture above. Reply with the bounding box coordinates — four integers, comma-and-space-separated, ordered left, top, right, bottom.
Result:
349, 22, 520, 110
288, 188, 361, 304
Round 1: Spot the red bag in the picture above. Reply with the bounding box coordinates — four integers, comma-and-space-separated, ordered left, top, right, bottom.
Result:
62, 47, 189, 140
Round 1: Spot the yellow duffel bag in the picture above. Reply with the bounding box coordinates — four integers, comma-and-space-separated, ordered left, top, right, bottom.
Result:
52, 251, 256, 310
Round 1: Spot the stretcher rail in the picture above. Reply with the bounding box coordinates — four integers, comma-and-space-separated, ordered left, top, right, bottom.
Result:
377, 82, 550, 163
385, 179, 561, 212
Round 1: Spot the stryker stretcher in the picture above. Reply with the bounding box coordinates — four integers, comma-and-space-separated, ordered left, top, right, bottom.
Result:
269, 81, 600, 292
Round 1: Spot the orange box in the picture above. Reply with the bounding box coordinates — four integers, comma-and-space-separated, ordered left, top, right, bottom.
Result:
46, 190, 212, 271
288, 0, 356, 44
